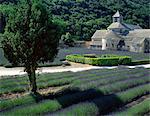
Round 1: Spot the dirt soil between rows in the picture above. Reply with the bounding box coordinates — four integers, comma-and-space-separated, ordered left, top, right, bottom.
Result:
0, 85, 70, 100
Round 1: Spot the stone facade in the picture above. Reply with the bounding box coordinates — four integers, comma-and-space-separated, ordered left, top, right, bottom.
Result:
90, 11, 150, 53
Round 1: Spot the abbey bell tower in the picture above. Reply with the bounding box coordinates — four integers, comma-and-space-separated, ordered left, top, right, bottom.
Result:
113, 11, 123, 23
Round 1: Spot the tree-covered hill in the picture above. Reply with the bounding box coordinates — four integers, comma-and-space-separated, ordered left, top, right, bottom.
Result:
0, 0, 17, 3
50, 0, 150, 40
1, 0, 150, 40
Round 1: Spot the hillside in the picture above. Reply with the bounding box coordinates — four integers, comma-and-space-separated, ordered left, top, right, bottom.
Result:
50, 0, 150, 40
1, 0, 150, 40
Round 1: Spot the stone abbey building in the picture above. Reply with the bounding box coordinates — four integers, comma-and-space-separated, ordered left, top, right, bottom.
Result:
90, 11, 150, 53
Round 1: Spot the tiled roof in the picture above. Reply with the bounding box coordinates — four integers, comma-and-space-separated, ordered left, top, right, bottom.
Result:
104, 31, 122, 40
91, 30, 108, 40
123, 23, 142, 30
108, 22, 126, 29
127, 29, 150, 38
91, 30, 123, 40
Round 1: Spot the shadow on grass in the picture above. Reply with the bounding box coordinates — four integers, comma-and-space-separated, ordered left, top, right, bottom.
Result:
30, 86, 80, 103
30, 87, 123, 115
54, 89, 123, 115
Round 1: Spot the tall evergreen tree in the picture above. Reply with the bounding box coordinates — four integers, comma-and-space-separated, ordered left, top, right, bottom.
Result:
0, 0, 64, 93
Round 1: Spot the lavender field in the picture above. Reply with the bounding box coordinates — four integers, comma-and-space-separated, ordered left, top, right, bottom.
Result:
57, 47, 150, 61
0, 67, 149, 115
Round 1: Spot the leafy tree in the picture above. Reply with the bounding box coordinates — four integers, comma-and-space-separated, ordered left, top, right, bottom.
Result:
1, 0, 150, 40
61, 32, 75, 47
0, 0, 64, 93
2, 0, 150, 41
50, 0, 150, 40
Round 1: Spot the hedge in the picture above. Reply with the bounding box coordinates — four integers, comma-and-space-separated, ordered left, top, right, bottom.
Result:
100, 54, 119, 58
83, 54, 97, 58
66, 54, 131, 66
129, 59, 150, 65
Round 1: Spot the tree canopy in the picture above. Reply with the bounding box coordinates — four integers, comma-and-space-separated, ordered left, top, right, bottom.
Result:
1, 0, 149, 41
50, 0, 150, 40
0, 0, 64, 92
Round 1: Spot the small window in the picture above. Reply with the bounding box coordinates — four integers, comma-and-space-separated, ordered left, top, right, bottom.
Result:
112, 43, 114, 47
120, 29, 122, 33
114, 17, 118, 22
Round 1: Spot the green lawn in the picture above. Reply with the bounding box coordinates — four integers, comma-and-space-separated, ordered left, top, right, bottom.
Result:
0, 67, 150, 115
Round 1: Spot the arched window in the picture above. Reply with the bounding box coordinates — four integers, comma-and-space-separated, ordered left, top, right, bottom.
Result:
117, 40, 125, 50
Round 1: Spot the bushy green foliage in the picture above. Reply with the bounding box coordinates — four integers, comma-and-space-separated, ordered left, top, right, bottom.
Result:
66, 54, 131, 66
130, 59, 150, 65
83, 54, 97, 58
2, 0, 149, 40
85, 57, 120, 66
0, 0, 64, 92
0, 0, 63, 66
66, 54, 85, 63
49, 0, 150, 40
100, 54, 118, 58
118, 56, 132, 65
61, 32, 75, 47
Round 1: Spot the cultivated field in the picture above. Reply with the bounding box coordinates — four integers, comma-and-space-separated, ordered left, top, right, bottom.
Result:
57, 48, 150, 61
1, 47, 150, 66
0, 67, 150, 115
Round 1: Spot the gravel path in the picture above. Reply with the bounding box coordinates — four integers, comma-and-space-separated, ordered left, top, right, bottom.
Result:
0, 63, 150, 77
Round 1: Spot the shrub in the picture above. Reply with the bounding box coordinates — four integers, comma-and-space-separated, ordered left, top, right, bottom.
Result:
100, 54, 118, 58
118, 56, 132, 65
84, 58, 99, 65
66, 54, 85, 63
84, 57, 120, 66
129, 59, 150, 65
66, 54, 132, 66
99, 57, 119, 66
83, 54, 97, 58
